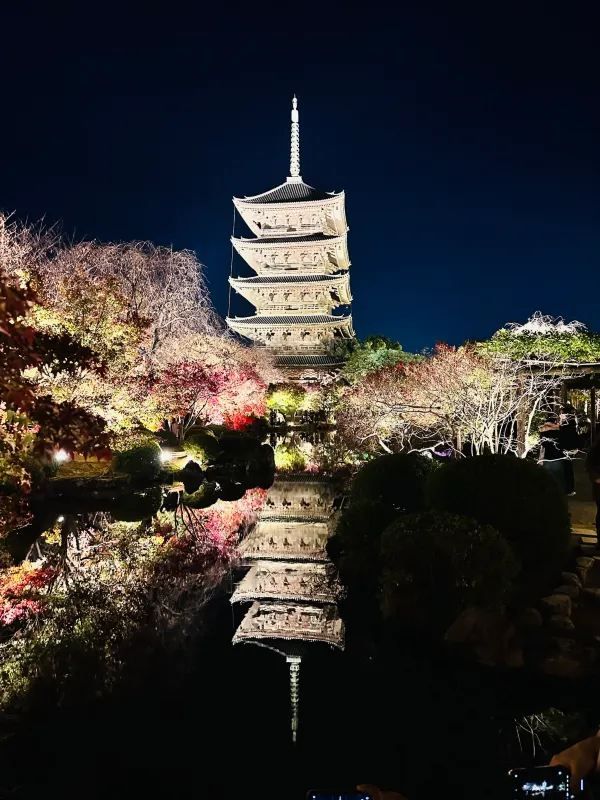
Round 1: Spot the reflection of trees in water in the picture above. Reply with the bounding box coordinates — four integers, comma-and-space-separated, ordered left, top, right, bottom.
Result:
231, 473, 345, 741
0, 486, 266, 711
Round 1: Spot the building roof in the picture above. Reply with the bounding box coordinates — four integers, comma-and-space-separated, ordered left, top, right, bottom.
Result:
234, 180, 341, 205
233, 233, 342, 245
230, 274, 348, 286
275, 354, 344, 367
227, 314, 352, 326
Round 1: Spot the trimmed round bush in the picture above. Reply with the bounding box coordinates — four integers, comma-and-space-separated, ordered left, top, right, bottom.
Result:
329, 500, 398, 592
217, 431, 259, 460
113, 443, 161, 482
350, 452, 436, 512
427, 454, 570, 592
183, 430, 223, 465
381, 511, 518, 632
180, 460, 204, 493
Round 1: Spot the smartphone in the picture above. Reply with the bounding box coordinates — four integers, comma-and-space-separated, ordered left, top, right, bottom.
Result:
508, 766, 577, 799
306, 793, 374, 800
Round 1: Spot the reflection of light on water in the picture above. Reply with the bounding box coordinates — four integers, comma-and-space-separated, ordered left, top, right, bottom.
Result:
231, 472, 345, 742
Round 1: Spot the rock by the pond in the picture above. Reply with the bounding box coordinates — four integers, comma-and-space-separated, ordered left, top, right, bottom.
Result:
561, 571, 582, 588
541, 655, 584, 679
444, 607, 522, 667
551, 636, 578, 655
183, 481, 220, 509
163, 490, 181, 512
576, 557, 595, 584
553, 584, 580, 601
514, 608, 543, 629
583, 587, 600, 604
547, 614, 575, 634
540, 594, 572, 617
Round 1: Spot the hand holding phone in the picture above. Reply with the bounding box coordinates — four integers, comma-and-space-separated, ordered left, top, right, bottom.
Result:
509, 766, 577, 799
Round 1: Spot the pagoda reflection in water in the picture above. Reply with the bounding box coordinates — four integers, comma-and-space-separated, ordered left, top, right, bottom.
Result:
231, 475, 345, 742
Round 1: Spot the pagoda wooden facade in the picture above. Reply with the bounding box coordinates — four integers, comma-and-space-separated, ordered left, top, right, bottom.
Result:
227, 97, 354, 381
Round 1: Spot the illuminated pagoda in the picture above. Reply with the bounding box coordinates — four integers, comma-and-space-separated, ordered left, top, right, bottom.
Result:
227, 97, 355, 381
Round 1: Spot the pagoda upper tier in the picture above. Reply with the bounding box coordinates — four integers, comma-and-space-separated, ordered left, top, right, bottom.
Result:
229, 273, 352, 314
231, 233, 350, 274
226, 313, 354, 351
233, 184, 347, 239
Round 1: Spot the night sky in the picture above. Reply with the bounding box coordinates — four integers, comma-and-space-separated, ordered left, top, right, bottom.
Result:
2, 3, 599, 352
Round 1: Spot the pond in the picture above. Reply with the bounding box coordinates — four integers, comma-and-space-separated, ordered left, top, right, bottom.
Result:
2, 445, 599, 800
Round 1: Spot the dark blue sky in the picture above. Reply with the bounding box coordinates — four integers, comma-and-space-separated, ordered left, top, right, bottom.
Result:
2, 3, 599, 352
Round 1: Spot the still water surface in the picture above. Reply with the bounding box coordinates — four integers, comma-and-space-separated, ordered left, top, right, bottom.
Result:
3, 465, 598, 800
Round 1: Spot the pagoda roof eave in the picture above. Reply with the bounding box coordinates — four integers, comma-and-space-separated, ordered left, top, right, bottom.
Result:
231, 589, 339, 604
231, 233, 347, 248
233, 181, 344, 206
226, 314, 353, 328
233, 630, 344, 649
273, 354, 345, 368
229, 273, 350, 287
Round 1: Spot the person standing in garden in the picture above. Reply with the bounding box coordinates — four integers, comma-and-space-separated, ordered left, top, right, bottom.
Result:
538, 414, 567, 493
559, 403, 580, 495
586, 438, 600, 545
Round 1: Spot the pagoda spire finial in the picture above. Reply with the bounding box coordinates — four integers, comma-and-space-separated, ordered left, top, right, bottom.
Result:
287, 654, 301, 743
288, 94, 301, 183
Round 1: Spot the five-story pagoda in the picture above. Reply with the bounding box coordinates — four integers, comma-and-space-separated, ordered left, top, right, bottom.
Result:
227, 97, 354, 380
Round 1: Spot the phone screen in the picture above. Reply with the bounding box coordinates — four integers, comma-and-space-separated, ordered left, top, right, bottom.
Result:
307, 794, 373, 800
509, 766, 572, 799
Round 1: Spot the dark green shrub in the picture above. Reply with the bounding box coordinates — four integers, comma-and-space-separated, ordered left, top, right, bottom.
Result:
329, 500, 398, 591
111, 487, 162, 521
381, 511, 518, 632
427, 454, 570, 593
183, 430, 223, 465
217, 431, 259, 459
350, 452, 436, 512
113, 443, 162, 482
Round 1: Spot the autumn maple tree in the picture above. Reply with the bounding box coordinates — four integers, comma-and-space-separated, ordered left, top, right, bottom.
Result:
0, 269, 111, 534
